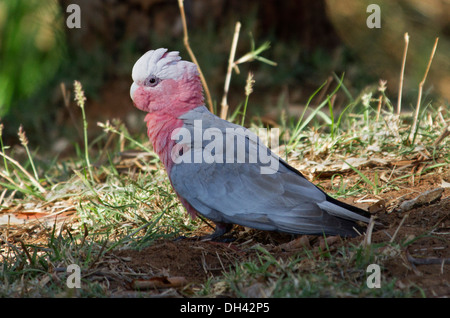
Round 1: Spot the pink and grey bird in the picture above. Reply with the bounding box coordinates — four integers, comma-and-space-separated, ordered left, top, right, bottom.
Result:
130, 48, 370, 239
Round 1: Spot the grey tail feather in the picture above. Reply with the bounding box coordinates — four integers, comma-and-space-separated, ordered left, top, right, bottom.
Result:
324, 194, 371, 220
280, 159, 371, 221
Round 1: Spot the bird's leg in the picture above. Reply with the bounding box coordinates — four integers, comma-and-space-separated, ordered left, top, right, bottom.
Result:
173, 222, 234, 242
200, 222, 234, 242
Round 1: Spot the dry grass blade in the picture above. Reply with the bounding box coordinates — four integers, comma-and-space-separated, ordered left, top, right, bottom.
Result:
432, 124, 450, 147
409, 37, 439, 142
177, 0, 214, 113
0, 151, 46, 194
0, 169, 22, 190
18, 239, 34, 265
390, 214, 408, 243
407, 254, 450, 266
220, 21, 241, 120
376, 95, 383, 121
363, 215, 376, 247
397, 32, 409, 116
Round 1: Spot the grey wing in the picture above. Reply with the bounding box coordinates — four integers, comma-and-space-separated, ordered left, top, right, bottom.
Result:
171, 159, 367, 236
171, 107, 368, 236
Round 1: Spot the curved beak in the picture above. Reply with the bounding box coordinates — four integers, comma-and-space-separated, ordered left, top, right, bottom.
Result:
130, 82, 138, 101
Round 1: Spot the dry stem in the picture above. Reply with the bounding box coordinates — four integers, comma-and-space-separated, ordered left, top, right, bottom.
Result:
376, 95, 383, 121
178, 0, 214, 113
220, 21, 241, 120
409, 37, 439, 142
397, 32, 409, 116
363, 215, 376, 247
432, 124, 450, 147
390, 214, 408, 243
0, 151, 46, 193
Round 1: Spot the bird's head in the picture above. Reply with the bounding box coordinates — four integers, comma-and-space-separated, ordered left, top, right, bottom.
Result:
130, 48, 203, 114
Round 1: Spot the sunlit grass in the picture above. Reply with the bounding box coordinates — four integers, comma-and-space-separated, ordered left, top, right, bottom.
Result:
197, 243, 421, 297
0, 33, 449, 297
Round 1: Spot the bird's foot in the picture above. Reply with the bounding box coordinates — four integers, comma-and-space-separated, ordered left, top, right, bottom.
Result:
199, 222, 234, 242
173, 223, 235, 243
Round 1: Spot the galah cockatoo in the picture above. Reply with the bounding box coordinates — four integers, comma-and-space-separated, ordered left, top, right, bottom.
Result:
130, 48, 371, 239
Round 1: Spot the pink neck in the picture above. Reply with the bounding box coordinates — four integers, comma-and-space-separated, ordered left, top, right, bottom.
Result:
142, 76, 204, 173
145, 110, 201, 219
145, 112, 182, 173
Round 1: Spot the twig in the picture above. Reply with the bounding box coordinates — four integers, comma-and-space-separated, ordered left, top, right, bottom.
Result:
220, 21, 241, 120
363, 215, 376, 247
432, 124, 450, 147
397, 32, 409, 116
216, 251, 226, 272
178, 0, 214, 113
131, 276, 188, 290
18, 239, 34, 265
406, 246, 450, 276
407, 254, 450, 266
0, 151, 46, 193
409, 37, 439, 143
390, 214, 408, 243
79, 223, 89, 249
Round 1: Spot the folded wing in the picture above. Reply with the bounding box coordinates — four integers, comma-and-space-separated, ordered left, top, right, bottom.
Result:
170, 106, 370, 237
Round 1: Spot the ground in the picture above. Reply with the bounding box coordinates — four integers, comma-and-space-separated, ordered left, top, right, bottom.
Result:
1, 137, 449, 298
95, 172, 449, 297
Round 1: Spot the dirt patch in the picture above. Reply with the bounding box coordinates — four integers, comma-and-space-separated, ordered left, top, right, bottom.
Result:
101, 171, 449, 297
353, 195, 450, 297
114, 240, 244, 284
2, 169, 447, 297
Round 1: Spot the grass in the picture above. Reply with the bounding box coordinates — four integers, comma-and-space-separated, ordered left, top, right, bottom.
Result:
200, 243, 419, 298
73, 80, 94, 183
0, 73, 447, 297
0, 21, 449, 297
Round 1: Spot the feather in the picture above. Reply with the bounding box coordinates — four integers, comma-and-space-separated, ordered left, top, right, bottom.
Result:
170, 106, 370, 237
130, 49, 372, 238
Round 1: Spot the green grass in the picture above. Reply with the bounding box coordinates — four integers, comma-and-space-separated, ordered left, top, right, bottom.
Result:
201, 231, 429, 298
0, 53, 449, 297
198, 243, 420, 298
1, 0, 448, 297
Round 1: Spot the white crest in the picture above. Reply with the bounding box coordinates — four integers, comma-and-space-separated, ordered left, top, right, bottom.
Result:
131, 48, 198, 84
130, 48, 199, 100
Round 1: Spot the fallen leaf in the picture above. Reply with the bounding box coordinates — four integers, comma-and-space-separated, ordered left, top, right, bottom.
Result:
131, 276, 188, 290
278, 235, 311, 251
319, 236, 340, 250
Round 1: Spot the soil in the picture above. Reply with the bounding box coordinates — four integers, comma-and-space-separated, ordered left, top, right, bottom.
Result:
104, 172, 449, 298
1, 160, 448, 297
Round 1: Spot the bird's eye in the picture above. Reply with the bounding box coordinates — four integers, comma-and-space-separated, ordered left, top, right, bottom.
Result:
144, 76, 160, 87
